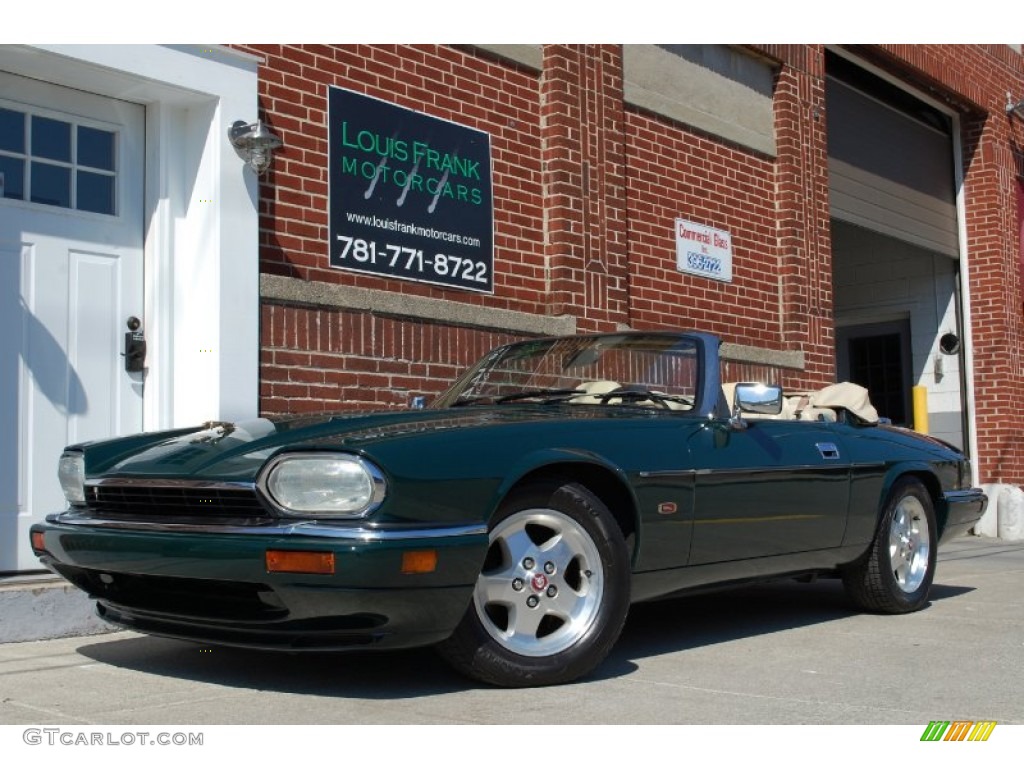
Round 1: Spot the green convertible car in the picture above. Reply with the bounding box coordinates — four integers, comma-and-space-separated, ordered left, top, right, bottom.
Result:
31, 331, 986, 687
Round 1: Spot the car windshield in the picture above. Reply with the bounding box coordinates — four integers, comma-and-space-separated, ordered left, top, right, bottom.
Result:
435, 333, 700, 410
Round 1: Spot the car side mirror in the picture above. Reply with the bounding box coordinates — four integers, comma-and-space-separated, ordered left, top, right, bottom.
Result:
731, 382, 783, 428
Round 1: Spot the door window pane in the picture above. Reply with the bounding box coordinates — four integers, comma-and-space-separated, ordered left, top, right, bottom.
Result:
0, 156, 25, 200
1, 107, 119, 216
78, 126, 115, 171
31, 161, 71, 208
0, 108, 25, 153
31, 116, 71, 163
77, 170, 115, 215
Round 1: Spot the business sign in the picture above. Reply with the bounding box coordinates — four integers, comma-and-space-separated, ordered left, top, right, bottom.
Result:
328, 87, 494, 293
675, 218, 733, 282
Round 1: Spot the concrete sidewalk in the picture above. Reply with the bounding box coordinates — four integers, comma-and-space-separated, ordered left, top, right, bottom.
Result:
0, 534, 1021, 725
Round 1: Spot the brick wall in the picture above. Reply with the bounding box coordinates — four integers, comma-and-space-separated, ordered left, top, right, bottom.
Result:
236, 43, 1024, 484
260, 302, 519, 413
542, 45, 629, 331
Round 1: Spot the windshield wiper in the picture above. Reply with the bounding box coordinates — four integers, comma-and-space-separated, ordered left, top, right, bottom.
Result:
449, 388, 582, 407
596, 386, 693, 408
495, 388, 584, 404
449, 396, 493, 408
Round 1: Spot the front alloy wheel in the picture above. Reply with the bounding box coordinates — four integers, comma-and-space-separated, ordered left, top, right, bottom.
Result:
474, 509, 604, 657
843, 476, 937, 613
889, 492, 931, 594
438, 480, 630, 687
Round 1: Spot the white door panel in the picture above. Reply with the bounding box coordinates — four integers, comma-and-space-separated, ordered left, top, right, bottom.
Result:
67, 247, 144, 445
0, 72, 144, 571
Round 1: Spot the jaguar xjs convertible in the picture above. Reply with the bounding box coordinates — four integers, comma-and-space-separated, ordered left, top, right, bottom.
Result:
31, 331, 987, 686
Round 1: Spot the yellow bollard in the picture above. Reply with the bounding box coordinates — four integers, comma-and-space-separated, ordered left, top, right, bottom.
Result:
912, 385, 929, 434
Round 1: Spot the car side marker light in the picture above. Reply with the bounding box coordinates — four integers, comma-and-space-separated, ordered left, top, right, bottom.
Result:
401, 550, 438, 574
265, 550, 336, 575
30, 531, 47, 553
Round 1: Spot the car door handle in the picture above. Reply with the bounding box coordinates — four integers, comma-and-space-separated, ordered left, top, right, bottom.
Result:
816, 442, 841, 460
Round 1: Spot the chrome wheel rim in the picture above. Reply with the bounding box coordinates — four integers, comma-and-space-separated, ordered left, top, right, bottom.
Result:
888, 495, 931, 593
474, 509, 604, 657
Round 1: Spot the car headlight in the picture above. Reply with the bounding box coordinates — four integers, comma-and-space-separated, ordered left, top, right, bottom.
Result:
58, 452, 86, 506
260, 453, 386, 518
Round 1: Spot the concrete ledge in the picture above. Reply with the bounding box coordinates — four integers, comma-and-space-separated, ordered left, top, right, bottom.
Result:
978, 483, 1024, 540
720, 341, 805, 370
261, 274, 577, 337
0, 576, 114, 644
470, 44, 543, 72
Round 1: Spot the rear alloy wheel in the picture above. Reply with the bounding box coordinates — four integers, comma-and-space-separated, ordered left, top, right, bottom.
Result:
843, 477, 937, 613
437, 480, 630, 687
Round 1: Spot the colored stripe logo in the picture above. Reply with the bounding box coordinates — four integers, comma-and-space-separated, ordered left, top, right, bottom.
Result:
920, 721, 997, 741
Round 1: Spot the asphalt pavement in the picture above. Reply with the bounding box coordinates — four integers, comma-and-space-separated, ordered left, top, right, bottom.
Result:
1, 535, 1022, 726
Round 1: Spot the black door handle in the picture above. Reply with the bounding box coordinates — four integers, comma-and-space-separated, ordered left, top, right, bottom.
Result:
123, 331, 146, 372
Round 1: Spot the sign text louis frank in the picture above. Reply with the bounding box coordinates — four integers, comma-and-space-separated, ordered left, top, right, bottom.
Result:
675, 219, 733, 283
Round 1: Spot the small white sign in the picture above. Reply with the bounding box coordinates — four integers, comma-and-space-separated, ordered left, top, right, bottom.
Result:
675, 218, 733, 282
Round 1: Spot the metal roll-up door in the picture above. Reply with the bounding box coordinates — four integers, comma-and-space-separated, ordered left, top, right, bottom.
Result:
826, 75, 959, 258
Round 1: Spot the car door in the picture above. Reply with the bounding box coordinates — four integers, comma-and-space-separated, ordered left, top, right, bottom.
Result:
686, 418, 852, 565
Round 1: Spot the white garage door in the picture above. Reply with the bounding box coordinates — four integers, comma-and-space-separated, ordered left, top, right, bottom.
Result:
0, 72, 144, 572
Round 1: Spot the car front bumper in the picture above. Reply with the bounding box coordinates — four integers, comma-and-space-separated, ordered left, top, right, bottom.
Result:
939, 488, 988, 544
30, 513, 487, 651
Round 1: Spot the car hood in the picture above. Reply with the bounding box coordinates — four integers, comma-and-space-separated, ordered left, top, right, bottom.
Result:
86, 406, 648, 481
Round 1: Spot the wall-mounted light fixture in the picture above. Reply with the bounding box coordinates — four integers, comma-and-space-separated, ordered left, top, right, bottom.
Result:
938, 332, 961, 356
228, 119, 282, 175
1007, 92, 1024, 121
933, 332, 961, 383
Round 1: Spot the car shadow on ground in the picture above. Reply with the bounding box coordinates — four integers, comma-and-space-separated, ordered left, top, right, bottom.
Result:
593, 577, 974, 681
75, 577, 975, 698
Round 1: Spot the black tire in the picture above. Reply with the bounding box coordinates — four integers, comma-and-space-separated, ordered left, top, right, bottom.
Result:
842, 477, 937, 614
437, 479, 630, 687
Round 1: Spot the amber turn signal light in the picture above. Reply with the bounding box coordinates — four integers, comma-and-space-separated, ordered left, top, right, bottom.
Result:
265, 549, 335, 575
401, 549, 437, 574
30, 531, 47, 553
